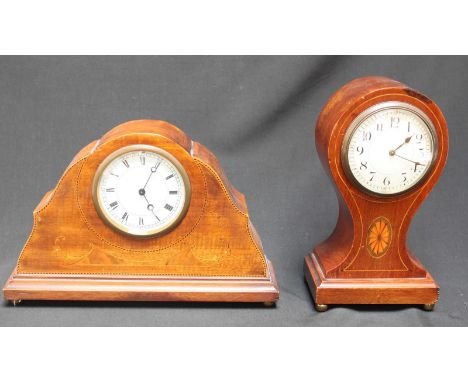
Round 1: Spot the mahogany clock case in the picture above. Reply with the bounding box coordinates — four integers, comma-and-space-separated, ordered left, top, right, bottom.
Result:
0, 56, 467, 326
304, 76, 449, 310
2, 119, 280, 304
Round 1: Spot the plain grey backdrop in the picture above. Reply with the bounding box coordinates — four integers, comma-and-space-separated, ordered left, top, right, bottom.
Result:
0, 56, 466, 326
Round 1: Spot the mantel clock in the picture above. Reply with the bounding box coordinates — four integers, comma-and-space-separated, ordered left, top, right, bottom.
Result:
304, 77, 448, 311
4, 120, 279, 304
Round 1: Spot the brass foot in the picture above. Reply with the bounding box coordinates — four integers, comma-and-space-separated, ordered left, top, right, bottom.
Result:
423, 303, 435, 311
263, 301, 275, 307
12, 299, 21, 306
315, 303, 328, 312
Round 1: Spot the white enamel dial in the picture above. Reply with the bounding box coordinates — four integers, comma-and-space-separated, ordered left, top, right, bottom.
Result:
343, 102, 436, 195
93, 145, 190, 237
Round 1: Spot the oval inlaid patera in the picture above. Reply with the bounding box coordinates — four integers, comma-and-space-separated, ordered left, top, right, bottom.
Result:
366, 217, 392, 258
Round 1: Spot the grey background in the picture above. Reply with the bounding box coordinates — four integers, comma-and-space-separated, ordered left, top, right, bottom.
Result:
0, 56, 466, 326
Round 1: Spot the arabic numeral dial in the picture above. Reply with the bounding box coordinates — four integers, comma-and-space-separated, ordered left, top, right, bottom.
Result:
344, 102, 436, 195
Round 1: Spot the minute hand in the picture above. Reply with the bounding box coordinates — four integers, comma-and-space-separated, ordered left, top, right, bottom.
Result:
142, 161, 161, 190
393, 153, 426, 171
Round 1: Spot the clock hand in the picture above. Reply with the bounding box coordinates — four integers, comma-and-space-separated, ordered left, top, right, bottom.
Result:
389, 135, 412, 156
142, 161, 161, 190
392, 153, 424, 165
138, 162, 161, 209
392, 153, 426, 171
141, 193, 160, 221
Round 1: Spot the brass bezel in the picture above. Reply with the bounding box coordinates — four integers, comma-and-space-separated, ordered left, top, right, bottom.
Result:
92, 144, 191, 238
341, 101, 439, 197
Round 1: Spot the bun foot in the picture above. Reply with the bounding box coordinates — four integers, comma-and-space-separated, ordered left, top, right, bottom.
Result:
423, 303, 435, 311
314, 303, 328, 312
263, 301, 275, 307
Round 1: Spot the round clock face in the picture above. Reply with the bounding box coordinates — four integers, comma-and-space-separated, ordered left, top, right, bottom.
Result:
93, 145, 191, 237
342, 101, 437, 196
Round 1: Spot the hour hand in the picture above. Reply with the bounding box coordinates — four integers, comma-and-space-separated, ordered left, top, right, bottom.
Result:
389, 136, 412, 156
141, 193, 159, 221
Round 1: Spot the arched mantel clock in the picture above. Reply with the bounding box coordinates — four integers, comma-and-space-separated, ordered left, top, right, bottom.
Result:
3, 120, 279, 305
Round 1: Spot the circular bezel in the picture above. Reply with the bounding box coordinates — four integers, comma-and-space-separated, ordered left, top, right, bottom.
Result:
341, 101, 439, 197
92, 144, 191, 237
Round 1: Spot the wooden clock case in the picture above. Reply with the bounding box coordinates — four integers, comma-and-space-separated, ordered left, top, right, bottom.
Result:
304, 77, 449, 311
3, 120, 279, 304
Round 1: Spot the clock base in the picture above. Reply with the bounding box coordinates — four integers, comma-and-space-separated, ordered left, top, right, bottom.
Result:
304, 253, 439, 310
3, 261, 279, 304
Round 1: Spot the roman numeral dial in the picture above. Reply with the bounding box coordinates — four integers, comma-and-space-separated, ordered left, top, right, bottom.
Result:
344, 102, 436, 196
94, 146, 191, 237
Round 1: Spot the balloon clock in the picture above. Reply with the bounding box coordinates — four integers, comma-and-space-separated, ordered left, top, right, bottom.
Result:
4, 120, 279, 304
304, 77, 448, 311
